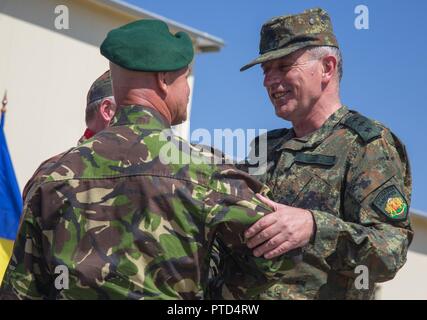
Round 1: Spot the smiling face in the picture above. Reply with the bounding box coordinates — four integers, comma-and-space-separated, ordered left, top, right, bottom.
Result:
262, 49, 323, 122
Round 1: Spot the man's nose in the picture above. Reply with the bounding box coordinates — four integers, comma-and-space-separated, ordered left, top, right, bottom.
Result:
263, 70, 281, 88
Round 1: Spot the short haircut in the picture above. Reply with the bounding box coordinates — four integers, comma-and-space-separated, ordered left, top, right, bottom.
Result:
85, 96, 114, 126
306, 46, 343, 82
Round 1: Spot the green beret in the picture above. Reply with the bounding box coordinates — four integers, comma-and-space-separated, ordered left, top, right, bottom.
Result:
241, 8, 339, 71
101, 19, 194, 72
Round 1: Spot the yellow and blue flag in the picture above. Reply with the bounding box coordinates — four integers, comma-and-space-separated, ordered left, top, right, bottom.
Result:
0, 108, 23, 284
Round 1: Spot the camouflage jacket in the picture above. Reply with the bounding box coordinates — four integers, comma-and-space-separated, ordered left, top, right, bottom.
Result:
214, 106, 413, 300
22, 133, 90, 201
0, 105, 294, 300
22, 151, 69, 202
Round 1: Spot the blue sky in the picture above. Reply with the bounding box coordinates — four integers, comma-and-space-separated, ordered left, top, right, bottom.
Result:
128, 0, 427, 212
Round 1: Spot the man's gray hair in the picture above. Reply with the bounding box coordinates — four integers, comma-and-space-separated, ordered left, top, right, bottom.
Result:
85, 96, 115, 126
306, 46, 343, 82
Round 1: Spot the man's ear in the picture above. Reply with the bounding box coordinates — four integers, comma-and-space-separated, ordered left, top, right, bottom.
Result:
321, 55, 337, 83
99, 99, 116, 123
156, 72, 168, 96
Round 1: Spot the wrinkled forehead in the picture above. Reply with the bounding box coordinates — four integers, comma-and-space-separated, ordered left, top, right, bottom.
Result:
261, 47, 310, 70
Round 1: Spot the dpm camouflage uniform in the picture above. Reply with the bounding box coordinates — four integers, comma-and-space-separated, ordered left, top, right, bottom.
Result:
21, 141, 84, 202
215, 106, 413, 300
0, 105, 295, 300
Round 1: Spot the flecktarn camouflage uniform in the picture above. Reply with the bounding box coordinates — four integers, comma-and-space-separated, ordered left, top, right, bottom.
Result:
215, 106, 413, 300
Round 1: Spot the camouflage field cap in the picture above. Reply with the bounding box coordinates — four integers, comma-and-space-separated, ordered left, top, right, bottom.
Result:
241, 8, 339, 71
86, 70, 113, 105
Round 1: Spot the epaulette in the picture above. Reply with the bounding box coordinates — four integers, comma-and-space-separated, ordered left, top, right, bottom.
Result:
343, 113, 382, 143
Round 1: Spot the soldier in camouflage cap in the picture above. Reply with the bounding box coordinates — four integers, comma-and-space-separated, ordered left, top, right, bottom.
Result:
0, 19, 296, 300
0, 71, 115, 290
240, 8, 339, 71
84, 70, 116, 135
22, 70, 116, 201
211, 8, 413, 299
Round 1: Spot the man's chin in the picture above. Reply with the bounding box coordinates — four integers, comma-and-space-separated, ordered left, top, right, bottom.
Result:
274, 105, 292, 121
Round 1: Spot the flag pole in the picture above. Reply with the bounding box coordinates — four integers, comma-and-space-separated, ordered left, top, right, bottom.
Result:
1, 90, 7, 128
1, 90, 7, 113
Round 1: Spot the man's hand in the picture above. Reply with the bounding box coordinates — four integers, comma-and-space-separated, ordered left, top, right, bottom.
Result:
245, 194, 315, 259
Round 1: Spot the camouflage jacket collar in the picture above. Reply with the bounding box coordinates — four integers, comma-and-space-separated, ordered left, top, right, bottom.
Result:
111, 105, 171, 129
278, 105, 350, 151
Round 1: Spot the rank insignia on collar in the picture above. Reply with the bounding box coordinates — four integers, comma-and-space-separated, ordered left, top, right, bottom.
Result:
372, 185, 408, 221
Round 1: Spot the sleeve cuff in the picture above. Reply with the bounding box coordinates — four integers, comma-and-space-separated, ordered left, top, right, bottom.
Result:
306, 209, 340, 260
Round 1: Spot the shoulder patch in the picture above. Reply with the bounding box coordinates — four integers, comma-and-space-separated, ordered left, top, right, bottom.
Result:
343, 113, 382, 143
372, 185, 408, 221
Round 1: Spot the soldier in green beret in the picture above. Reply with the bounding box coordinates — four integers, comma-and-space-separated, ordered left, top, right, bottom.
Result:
212, 8, 413, 299
0, 19, 296, 299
